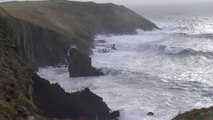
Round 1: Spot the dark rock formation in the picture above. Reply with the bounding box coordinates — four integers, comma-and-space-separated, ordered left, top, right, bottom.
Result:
147, 112, 154, 116
111, 44, 116, 50
108, 111, 120, 120
173, 107, 213, 120
32, 74, 119, 120
68, 48, 103, 77
0, 15, 73, 68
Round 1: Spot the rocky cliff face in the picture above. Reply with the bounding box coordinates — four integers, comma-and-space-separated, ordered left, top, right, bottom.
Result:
1, 16, 71, 68
0, 25, 35, 120
0, 0, 158, 68
0, 25, 119, 120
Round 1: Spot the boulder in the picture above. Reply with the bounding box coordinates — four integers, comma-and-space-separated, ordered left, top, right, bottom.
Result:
147, 112, 154, 116
111, 44, 116, 50
68, 48, 103, 77
108, 111, 120, 120
32, 74, 119, 120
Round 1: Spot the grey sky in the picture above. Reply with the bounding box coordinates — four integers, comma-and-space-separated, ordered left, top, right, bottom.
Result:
0, 0, 212, 6
72, 0, 213, 6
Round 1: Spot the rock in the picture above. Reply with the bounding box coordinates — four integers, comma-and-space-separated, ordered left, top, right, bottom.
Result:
147, 112, 154, 116
173, 107, 213, 120
99, 48, 110, 53
68, 48, 103, 77
108, 111, 120, 119
32, 74, 116, 120
111, 44, 116, 50
95, 40, 107, 44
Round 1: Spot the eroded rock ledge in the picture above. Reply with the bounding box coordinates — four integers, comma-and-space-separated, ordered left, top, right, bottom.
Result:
33, 74, 119, 120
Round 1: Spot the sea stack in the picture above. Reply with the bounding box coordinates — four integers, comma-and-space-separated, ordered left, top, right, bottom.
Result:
68, 48, 103, 77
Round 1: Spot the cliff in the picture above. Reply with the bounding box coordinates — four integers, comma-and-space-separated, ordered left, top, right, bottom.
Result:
173, 107, 213, 120
0, 25, 35, 120
0, 0, 158, 68
0, 1, 159, 119
0, 26, 118, 120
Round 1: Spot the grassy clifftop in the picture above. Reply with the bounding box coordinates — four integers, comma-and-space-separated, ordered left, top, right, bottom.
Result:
1, 0, 157, 35
173, 107, 213, 120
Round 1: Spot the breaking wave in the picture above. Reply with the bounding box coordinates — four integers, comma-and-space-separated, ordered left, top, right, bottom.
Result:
144, 44, 213, 59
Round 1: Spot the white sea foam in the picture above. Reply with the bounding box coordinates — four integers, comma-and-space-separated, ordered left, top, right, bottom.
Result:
38, 9, 213, 120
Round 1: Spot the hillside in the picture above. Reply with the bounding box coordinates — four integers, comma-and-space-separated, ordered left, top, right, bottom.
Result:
1, 1, 157, 34
0, 0, 158, 68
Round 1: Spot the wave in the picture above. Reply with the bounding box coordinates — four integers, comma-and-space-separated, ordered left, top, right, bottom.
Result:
168, 32, 213, 40
144, 44, 213, 59
180, 48, 213, 59
167, 32, 198, 38
100, 67, 122, 76
196, 33, 213, 39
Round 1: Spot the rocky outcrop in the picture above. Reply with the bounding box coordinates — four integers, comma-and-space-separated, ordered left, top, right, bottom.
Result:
173, 107, 213, 120
32, 74, 119, 120
0, 1, 158, 68
68, 48, 103, 77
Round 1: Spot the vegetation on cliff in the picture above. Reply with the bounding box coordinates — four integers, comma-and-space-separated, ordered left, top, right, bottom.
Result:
0, 25, 35, 120
173, 107, 213, 120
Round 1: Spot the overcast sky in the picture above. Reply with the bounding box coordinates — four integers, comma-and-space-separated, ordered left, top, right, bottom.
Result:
72, 0, 213, 5
0, 0, 212, 6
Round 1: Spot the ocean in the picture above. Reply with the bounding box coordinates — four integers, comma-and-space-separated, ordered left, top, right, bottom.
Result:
38, 4, 213, 120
